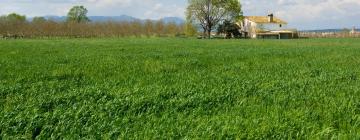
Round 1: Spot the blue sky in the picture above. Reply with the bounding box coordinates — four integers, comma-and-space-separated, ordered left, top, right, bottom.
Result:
0, 0, 359, 29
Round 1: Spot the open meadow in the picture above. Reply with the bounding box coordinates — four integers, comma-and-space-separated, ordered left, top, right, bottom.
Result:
1, 38, 360, 139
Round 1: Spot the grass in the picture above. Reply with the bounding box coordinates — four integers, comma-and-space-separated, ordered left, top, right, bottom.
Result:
1, 38, 360, 139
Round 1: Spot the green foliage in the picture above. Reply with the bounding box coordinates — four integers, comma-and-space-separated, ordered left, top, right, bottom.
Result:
67, 6, 90, 23
1, 38, 360, 139
32, 17, 47, 24
186, 0, 243, 38
0, 13, 26, 23
185, 22, 198, 37
6, 13, 26, 22
217, 20, 241, 38
342, 28, 351, 33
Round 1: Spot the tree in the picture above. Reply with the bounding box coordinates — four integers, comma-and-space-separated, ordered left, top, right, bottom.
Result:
67, 6, 90, 23
165, 22, 178, 36
217, 20, 241, 38
186, 0, 242, 38
32, 17, 47, 24
154, 20, 165, 36
342, 28, 350, 33
5, 13, 26, 23
185, 22, 197, 37
144, 20, 154, 37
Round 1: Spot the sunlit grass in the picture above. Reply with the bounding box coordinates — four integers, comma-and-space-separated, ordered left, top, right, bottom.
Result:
1, 38, 360, 139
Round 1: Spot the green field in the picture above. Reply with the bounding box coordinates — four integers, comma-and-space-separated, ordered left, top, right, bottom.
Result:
1, 38, 360, 139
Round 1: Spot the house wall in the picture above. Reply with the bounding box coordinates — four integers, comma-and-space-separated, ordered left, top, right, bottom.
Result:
243, 19, 257, 38
242, 18, 288, 38
257, 23, 287, 31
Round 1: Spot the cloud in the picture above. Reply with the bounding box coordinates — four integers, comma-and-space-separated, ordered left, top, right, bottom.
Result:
242, 0, 360, 29
144, 3, 185, 19
0, 0, 185, 19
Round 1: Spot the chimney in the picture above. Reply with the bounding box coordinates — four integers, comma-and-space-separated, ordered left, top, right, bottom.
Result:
268, 13, 274, 22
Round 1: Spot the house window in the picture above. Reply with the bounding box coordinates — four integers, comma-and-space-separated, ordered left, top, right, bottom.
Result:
279, 24, 282, 28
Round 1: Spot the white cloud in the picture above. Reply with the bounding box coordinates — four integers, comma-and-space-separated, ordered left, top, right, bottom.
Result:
242, 0, 360, 29
144, 3, 185, 19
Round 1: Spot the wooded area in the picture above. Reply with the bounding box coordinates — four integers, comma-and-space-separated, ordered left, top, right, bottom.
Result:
0, 21, 186, 38
0, 16, 187, 38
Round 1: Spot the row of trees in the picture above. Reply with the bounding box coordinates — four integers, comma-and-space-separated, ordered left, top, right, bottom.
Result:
0, 18, 193, 38
0, 6, 197, 38
1, 0, 243, 39
64, 2, 244, 38
0, 16, 189, 38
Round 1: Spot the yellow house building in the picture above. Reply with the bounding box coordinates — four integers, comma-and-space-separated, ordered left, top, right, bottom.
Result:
238, 14, 297, 39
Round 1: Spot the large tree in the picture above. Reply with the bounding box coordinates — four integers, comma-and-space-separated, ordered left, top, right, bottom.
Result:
186, 0, 242, 38
0, 13, 26, 36
2, 13, 26, 23
67, 6, 90, 23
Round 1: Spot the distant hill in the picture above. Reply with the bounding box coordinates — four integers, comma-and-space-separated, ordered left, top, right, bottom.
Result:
89, 15, 139, 22
160, 17, 185, 25
301, 29, 360, 32
43, 16, 67, 22
32, 15, 185, 24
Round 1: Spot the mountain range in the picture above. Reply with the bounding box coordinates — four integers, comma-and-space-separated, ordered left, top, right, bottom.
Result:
32, 15, 185, 24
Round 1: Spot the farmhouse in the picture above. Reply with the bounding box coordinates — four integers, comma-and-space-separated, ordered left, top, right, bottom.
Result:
239, 14, 297, 39
350, 27, 358, 34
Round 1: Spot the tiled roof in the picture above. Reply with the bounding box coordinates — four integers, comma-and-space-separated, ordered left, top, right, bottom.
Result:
245, 16, 287, 24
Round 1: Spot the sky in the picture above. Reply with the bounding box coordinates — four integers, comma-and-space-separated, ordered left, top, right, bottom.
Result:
0, 0, 359, 30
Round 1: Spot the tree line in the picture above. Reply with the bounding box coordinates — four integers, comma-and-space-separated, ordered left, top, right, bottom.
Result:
0, 6, 196, 38
0, 16, 189, 38
1, 0, 242, 39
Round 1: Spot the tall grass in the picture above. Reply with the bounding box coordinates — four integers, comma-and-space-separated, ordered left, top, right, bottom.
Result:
0, 38, 360, 139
